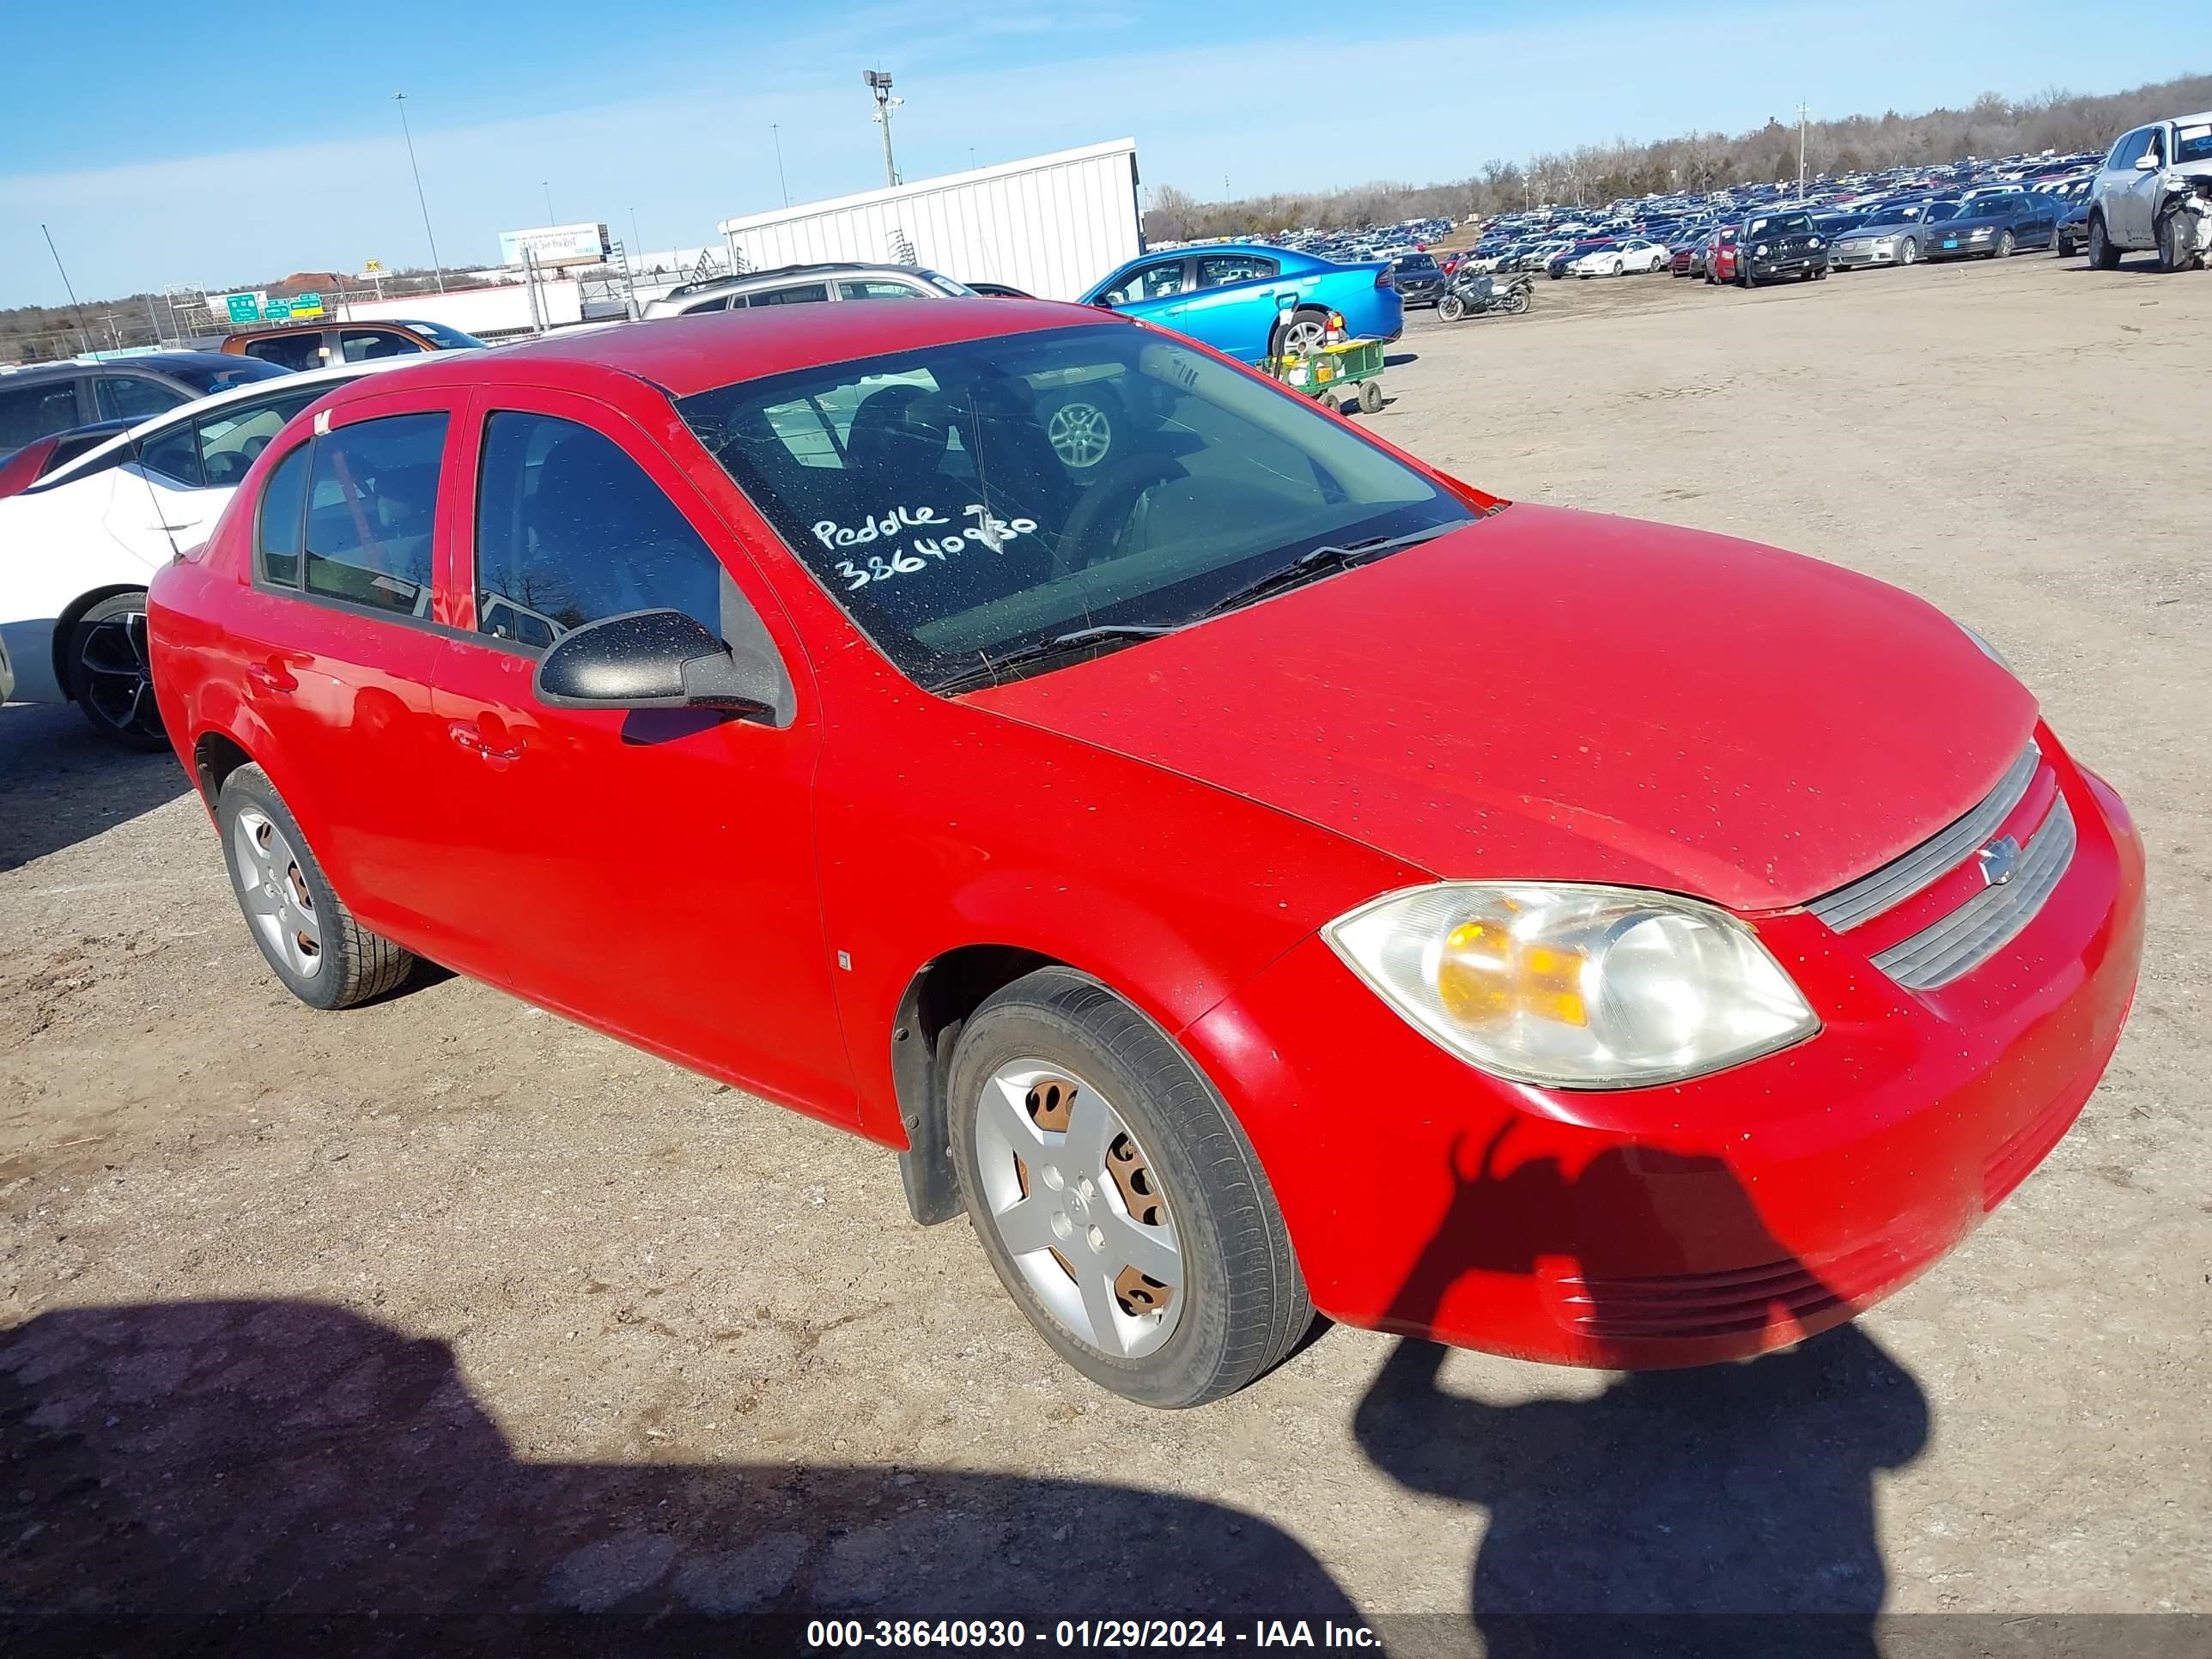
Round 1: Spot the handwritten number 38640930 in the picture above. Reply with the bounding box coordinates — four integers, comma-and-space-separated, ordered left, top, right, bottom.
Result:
834, 510, 1039, 592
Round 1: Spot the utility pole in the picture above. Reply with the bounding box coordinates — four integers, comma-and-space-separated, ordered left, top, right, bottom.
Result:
863, 71, 901, 188
771, 124, 790, 206
392, 93, 447, 292
543, 181, 556, 222
1797, 100, 1809, 204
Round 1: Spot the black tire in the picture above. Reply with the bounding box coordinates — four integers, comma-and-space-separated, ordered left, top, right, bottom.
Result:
1267, 307, 1332, 361
1995, 230, 2015, 258
1502, 289, 1528, 315
1357, 377, 1384, 414
1899, 237, 1919, 266
2087, 215, 2119, 270
948, 968, 1311, 1408
1738, 266, 1755, 289
2154, 210, 2200, 273
216, 763, 414, 1011
67, 591, 166, 751
1437, 294, 1466, 323
2055, 233, 2074, 258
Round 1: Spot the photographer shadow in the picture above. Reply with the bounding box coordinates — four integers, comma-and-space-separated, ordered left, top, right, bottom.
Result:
2, 1297, 1361, 1656
1352, 1130, 1931, 1658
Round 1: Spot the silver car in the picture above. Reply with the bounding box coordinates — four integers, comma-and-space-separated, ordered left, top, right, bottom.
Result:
641, 262, 973, 319
1828, 202, 1941, 270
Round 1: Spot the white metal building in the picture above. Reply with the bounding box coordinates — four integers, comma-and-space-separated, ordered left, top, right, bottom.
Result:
717, 138, 1143, 302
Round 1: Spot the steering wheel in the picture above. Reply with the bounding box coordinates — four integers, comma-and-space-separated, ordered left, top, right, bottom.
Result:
1051, 453, 1187, 577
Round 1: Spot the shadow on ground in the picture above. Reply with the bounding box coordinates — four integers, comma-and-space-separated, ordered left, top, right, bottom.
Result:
0, 702, 190, 872
2, 1300, 1361, 1656
1352, 1133, 1933, 1659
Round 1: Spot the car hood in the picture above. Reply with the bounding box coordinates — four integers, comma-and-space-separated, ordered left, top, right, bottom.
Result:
964, 504, 2038, 914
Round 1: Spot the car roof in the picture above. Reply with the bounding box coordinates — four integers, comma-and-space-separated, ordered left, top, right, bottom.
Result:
667, 262, 942, 298
29, 357, 439, 490
322, 299, 1112, 403
2, 350, 244, 384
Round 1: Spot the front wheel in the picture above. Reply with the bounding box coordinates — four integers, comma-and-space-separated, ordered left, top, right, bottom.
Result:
2155, 210, 2202, 272
950, 969, 1311, 1408
1357, 377, 1384, 414
1437, 295, 1466, 322
1899, 238, 1919, 266
68, 591, 167, 751
1995, 230, 2015, 258
2087, 215, 2119, 270
216, 764, 415, 1010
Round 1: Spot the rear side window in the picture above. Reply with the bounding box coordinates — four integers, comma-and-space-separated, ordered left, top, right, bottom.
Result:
472, 410, 726, 649
0, 380, 82, 450
302, 413, 447, 616
244, 332, 327, 371
258, 446, 312, 587
137, 422, 206, 488
1195, 254, 1279, 287
97, 375, 188, 422
748, 283, 830, 307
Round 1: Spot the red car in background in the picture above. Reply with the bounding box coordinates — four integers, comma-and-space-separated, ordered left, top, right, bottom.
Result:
1709, 227, 1744, 283
148, 301, 2143, 1408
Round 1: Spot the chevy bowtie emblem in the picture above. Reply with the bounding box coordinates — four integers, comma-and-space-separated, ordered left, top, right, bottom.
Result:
1977, 836, 2023, 888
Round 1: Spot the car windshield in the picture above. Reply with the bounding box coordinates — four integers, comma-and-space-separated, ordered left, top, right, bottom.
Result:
1925, 201, 1974, 222
676, 324, 1478, 690
2173, 123, 2212, 165
171, 357, 292, 394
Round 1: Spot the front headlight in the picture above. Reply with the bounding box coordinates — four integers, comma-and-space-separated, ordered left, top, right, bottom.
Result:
1324, 883, 1818, 1090
1967, 228, 1993, 239
1753, 242, 1770, 255
1873, 236, 1896, 249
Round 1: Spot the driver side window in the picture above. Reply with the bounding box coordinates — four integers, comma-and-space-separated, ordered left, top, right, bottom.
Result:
473, 411, 727, 651
1103, 259, 1186, 307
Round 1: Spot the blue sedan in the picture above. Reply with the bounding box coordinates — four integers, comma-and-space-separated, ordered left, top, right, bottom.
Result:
1080, 244, 1404, 362
1920, 192, 2059, 260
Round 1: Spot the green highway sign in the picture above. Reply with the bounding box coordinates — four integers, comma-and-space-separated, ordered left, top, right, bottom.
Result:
224, 294, 260, 324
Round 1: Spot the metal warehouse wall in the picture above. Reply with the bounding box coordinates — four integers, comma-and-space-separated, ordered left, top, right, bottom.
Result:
717, 138, 1142, 302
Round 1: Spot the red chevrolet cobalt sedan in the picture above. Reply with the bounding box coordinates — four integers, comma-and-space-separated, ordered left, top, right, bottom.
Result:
148, 302, 2143, 1407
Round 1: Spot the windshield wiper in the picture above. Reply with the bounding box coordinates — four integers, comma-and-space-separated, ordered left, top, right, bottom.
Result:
1196, 526, 1462, 620
932, 623, 1181, 693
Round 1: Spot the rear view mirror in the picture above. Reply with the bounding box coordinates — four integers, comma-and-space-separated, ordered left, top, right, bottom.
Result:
534, 609, 781, 716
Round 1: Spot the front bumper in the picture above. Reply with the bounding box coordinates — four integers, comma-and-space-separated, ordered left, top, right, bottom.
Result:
1924, 237, 1997, 260
1831, 244, 1902, 269
1182, 737, 2145, 1369
1747, 252, 1826, 279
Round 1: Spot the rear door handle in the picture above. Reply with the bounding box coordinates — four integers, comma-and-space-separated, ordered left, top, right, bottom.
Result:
448, 720, 525, 763
246, 661, 296, 695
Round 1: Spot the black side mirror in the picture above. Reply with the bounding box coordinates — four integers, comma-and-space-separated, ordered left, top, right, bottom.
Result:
1091, 296, 1115, 309
533, 609, 780, 715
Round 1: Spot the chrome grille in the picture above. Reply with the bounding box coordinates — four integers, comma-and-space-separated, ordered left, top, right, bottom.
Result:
1871, 796, 2075, 990
1809, 742, 2041, 933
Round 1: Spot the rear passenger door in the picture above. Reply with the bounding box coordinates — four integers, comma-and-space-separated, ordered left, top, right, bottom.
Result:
1177, 253, 1283, 357
217, 384, 464, 947
423, 386, 851, 1115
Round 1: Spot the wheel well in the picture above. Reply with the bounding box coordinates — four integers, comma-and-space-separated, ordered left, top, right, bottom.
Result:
891, 945, 1061, 1225
49, 584, 148, 696
192, 732, 253, 809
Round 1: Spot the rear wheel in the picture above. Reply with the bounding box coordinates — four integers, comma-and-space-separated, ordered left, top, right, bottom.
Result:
1502, 289, 1529, 315
68, 592, 166, 751
216, 764, 414, 1011
2087, 215, 2119, 270
1268, 307, 1331, 360
949, 969, 1310, 1408
1357, 378, 1384, 414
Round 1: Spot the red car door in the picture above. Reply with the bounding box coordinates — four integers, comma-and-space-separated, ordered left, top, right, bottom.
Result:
215, 384, 465, 948
422, 386, 854, 1121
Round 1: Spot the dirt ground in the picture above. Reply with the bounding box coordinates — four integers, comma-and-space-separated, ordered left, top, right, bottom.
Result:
3, 251, 2208, 1652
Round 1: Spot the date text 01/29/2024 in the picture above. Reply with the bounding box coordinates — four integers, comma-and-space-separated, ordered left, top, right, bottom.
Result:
804, 1619, 1381, 1649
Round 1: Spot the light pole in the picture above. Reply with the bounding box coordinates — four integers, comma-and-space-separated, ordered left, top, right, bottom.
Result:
543, 181, 556, 222
630, 206, 643, 261
771, 124, 791, 207
864, 70, 902, 188
1796, 101, 1809, 204
392, 93, 447, 292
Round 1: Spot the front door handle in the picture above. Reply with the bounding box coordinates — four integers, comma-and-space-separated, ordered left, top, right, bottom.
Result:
448, 720, 525, 763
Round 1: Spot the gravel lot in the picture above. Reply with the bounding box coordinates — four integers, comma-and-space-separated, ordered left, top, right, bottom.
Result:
3, 252, 2207, 1651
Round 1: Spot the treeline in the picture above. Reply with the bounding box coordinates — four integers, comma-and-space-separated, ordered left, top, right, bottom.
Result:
1143, 70, 2212, 240
0, 267, 448, 366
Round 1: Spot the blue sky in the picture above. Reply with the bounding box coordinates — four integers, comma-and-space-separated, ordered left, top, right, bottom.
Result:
0, 1, 2184, 306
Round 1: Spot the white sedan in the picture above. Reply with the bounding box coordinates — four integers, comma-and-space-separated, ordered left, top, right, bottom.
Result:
1571, 238, 1670, 277
0, 362, 416, 748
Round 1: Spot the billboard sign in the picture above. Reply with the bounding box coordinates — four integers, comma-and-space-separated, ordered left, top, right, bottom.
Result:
497, 222, 611, 267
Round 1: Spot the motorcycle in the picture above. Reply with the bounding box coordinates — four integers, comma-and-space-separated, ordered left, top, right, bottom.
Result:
1436, 270, 1532, 322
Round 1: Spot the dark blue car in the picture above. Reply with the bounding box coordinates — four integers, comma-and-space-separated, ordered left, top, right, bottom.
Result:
1921, 192, 2059, 260
1081, 243, 1403, 362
